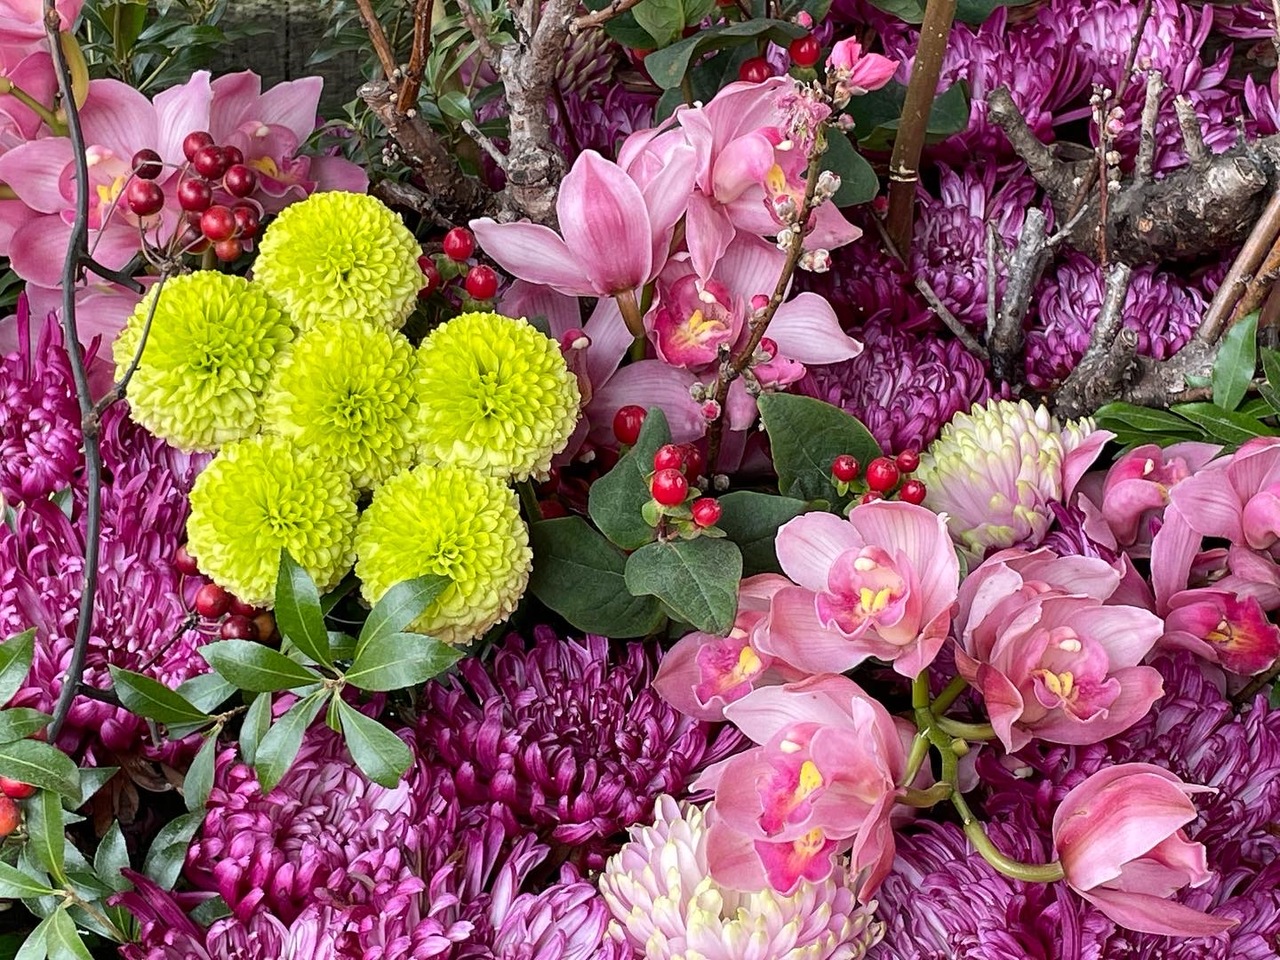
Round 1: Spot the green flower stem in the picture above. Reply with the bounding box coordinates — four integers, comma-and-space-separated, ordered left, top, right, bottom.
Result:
931, 675, 969, 714
0, 77, 65, 134
900, 781, 952, 807
901, 730, 931, 786
935, 715, 997, 741
517, 478, 543, 522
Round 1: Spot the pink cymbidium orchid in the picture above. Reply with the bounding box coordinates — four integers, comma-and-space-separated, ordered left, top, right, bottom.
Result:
761, 500, 959, 678
1162, 588, 1280, 676
826, 39, 898, 106
697, 674, 906, 897
1052, 764, 1235, 937
0, 0, 81, 45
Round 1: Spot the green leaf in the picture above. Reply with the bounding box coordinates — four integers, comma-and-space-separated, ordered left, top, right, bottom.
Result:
632, 0, 686, 46
357, 575, 451, 655
0, 740, 79, 800
274, 552, 333, 668
603, 8, 657, 47
1172, 402, 1276, 446
1213, 312, 1258, 411
821, 130, 879, 207
142, 811, 204, 889
92, 822, 130, 894
1262, 347, 1280, 392
529, 517, 667, 637
335, 699, 413, 788
320, 573, 359, 616
588, 407, 671, 550
955, 0, 1040, 24
201, 640, 323, 693
847, 81, 970, 152
0, 708, 51, 744
190, 895, 231, 927
716, 492, 807, 576
1095, 401, 1203, 441
0, 628, 35, 705
254, 692, 327, 793
15, 913, 51, 960
238, 693, 272, 767
863, 0, 925, 20
757, 394, 882, 502
175, 672, 238, 713
346, 633, 465, 692
437, 90, 473, 121
26, 790, 66, 886
0, 862, 56, 898
642, 19, 805, 88
109, 667, 209, 725
184, 733, 219, 813
624, 537, 743, 634
46, 909, 92, 960
73, 767, 117, 808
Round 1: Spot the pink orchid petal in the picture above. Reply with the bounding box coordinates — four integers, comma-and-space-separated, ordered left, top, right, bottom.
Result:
0, 137, 70, 212
757, 585, 867, 674
848, 501, 959, 623
1065, 605, 1164, 668
308, 155, 369, 194
80, 79, 157, 160
582, 297, 632, 389
805, 200, 862, 252
470, 217, 596, 297
557, 150, 652, 294
769, 293, 861, 364
774, 512, 866, 590
1150, 506, 1201, 613
1079, 888, 1235, 938
208, 70, 263, 137
685, 190, 736, 280
152, 72, 212, 166
710, 131, 776, 203
0, 197, 39, 255
8, 214, 72, 287
585, 360, 703, 445
254, 76, 323, 143
1062, 429, 1114, 501
1029, 665, 1163, 746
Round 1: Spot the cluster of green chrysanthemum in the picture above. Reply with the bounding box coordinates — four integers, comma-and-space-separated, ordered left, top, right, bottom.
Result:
354, 464, 532, 644
114, 272, 292, 451
253, 191, 423, 330
186, 435, 359, 606
415, 311, 582, 481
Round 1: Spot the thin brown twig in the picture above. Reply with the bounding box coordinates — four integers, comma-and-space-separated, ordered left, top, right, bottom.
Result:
396, 0, 436, 115
1231, 235, 1280, 327
93, 270, 171, 416
570, 0, 646, 33
459, 0, 499, 64
1094, 94, 1112, 266
1199, 187, 1280, 344
353, 0, 400, 80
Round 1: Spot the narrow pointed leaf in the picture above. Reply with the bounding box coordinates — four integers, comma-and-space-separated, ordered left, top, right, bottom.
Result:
92, 822, 130, 893
0, 709, 51, 744
0, 629, 35, 705
176, 673, 238, 713
588, 407, 671, 549
238, 693, 272, 767
184, 733, 219, 812
1212, 312, 1258, 411
26, 790, 66, 885
346, 632, 464, 692
14, 913, 52, 960
142, 811, 204, 889
336, 699, 413, 787
274, 551, 333, 667
357, 575, 450, 655
109, 667, 209, 724
47, 908, 92, 960
254, 692, 327, 793
0, 740, 79, 799
0, 862, 56, 898
200, 640, 323, 692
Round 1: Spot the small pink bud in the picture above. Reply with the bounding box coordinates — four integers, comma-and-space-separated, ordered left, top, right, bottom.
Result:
759, 337, 778, 360
750, 294, 769, 312
700, 399, 722, 420
796, 11, 814, 27
559, 327, 590, 352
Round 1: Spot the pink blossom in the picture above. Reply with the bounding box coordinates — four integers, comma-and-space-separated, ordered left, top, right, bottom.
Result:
761, 500, 958, 678
826, 39, 897, 99
698, 674, 906, 896
0, 0, 80, 45
1162, 588, 1280, 676
954, 548, 1165, 752
1052, 763, 1235, 937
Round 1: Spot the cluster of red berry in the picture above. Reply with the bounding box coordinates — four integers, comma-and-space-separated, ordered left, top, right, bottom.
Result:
124, 130, 263, 263
647, 443, 722, 533
0, 774, 34, 837
419, 226, 499, 305
174, 544, 277, 644
832, 450, 927, 506
738, 32, 822, 83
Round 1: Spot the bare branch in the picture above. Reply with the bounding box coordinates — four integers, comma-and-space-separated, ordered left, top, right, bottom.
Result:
1054, 264, 1136, 417
1174, 95, 1209, 172
463, 119, 509, 170
396, 0, 436, 115
990, 207, 1052, 385
570, 0, 646, 33
1135, 71, 1162, 182
1199, 187, 1280, 344
353, 0, 401, 80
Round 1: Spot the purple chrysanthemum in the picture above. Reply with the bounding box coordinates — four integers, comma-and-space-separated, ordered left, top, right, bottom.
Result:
417, 627, 742, 863
798, 226, 933, 333
1024, 254, 1203, 390
798, 320, 994, 455
550, 84, 657, 161
1210, 0, 1276, 41
0, 300, 83, 505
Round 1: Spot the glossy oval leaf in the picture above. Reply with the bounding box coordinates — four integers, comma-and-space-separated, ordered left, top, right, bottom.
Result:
200, 640, 323, 693
274, 551, 333, 668
0, 629, 35, 706
357, 574, 450, 655
254, 692, 327, 793
624, 536, 742, 635
109, 667, 209, 725
0, 740, 79, 800
346, 633, 464, 692
336, 699, 413, 788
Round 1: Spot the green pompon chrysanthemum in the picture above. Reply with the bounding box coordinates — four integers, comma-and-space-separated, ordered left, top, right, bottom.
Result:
415, 311, 581, 481
113, 272, 291, 451
253, 191, 422, 330
263, 318, 418, 490
186, 435, 359, 607
354, 464, 532, 644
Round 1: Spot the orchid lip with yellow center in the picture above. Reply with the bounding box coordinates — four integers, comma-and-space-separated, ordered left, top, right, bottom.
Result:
695, 632, 766, 706
757, 742, 827, 837
816, 545, 908, 638
754, 828, 840, 894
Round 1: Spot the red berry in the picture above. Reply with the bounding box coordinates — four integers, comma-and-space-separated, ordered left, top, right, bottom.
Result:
613, 405, 646, 445
174, 543, 200, 576
651, 468, 689, 507
0, 776, 35, 799
192, 144, 229, 180
899, 479, 927, 504
865, 457, 901, 493
252, 612, 277, 643
229, 597, 259, 618
177, 178, 212, 213
0, 796, 19, 837
464, 264, 499, 301
895, 448, 920, 473
223, 163, 257, 198
222, 145, 244, 166
679, 443, 707, 481
231, 203, 260, 239
442, 226, 475, 262
200, 205, 237, 242
789, 34, 821, 67
182, 130, 214, 162
126, 178, 164, 217
219, 614, 259, 641
691, 497, 722, 527
419, 255, 442, 297
653, 443, 684, 472
194, 582, 232, 619
832, 454, 860, 483
131, 148, 163, 180
214, 237, 243, 261
738, 56, 773, 83
860, 491, 884, 504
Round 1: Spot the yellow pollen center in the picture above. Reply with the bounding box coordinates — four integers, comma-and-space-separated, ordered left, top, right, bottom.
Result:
794, 828, 825, 857
795, 760, 823, 801
858, 586, 893, 614
1040, 670, 1075, 699
250, 156, 281, 179
732, 645, 762, 680
96, 175, 125, 209
1206, 619, 1234, 645
765, 163, 788, 196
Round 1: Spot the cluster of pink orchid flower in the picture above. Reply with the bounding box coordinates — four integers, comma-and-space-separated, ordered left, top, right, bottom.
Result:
474, 41, 897, 468
643, 421, 1280, 940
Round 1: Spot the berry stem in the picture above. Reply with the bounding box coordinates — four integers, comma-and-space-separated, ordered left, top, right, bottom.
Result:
516, 478, 544, 522
0, 77, 65, 134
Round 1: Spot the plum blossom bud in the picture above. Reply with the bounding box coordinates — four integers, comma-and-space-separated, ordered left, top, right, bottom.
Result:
750, 294, 770, 313
700, 399, 722, 420
799, 249, 832, 272
772, 194, 800, 224
559, 327, 590, 352
776, 226, 798, 251
814, 170, 842, 205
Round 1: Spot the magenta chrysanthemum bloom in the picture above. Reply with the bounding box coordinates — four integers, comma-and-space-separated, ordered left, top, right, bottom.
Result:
550, 84, 657, 161
1025, 254, 1203, 390
798, 229, 933, 333
0, 303, 83, 505
1211, 0, 1277, 39
418, 627, 743, 861
798, 321, 993, 455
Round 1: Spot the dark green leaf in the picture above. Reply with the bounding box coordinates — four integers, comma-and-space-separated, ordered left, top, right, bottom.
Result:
1262, 346, 1280, 393
320, 573, 359, 616
529, 517, 667, 637
847, 81, 970, 152
201, 640, 324, 692
26, 790, 66, 885
184, 733, 219, 813
238, 693, 272, 767
0, 628, 35, 705
1173, 402, 1276, 446
329, 632, 357, 662
274, 552, 333, 668
92, 822, 130, 893
109, 667, 209, 725
357, 575, 450, 655
73, 767, 117, 808
1213, 312, 1258, 411
821, 131, 879, 207
716, 492, 807, 576
642, 19, 805, 88
437, 90, 473, 122
0, 740, 79, 799
175, 673, 238, 713
143, 811, 204, 889
625, 537, 743, 634
14, 914, 50, 960
254, 692, 327, 793
1093, 402, 1203, 443
335, 700, 413, 787
0, 862, 56, 898
955, 0, 1040, 23
757, 394, 882, 502
632, 0, 686, 46
588, 407, 671, 550
346, 633, 464, 692
190, 896, 231, 927
863, 0, 924, 20
604, 8, 658, 47
0, 708, 50, 744
46, 909, 92, 960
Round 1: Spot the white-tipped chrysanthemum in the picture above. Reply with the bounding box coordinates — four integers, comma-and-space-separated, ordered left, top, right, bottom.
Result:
599, 796, 884, 960
916, 398, 1104, 563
